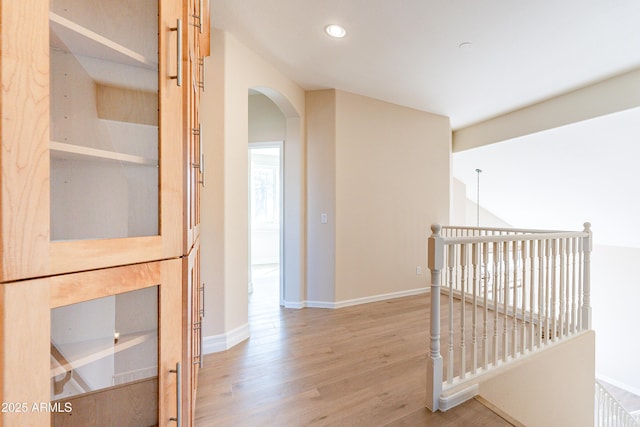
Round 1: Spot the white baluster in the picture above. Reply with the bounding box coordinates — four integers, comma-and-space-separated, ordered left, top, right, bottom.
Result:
520, 240, 528, 354
551, 239, 558, 342
426, 225, 443, 412
537, 239, 544, 349
503, 241, 509, 361
471, 242, 479, 375
564, 238, 571, 335
544, 239, 552, 345
582, 222, 592, 330
482, 241, 489, 370
512, 240, 519, 357
559, 238, 565, 338
460, 243, 467, 380
571, 237, 577, 334
578, 235, 584, 331
447, 244, 455, 384
528, 240, 535, 352
492, 241, 500, 366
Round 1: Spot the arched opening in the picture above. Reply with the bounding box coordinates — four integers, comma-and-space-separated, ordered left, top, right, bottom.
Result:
248, 87, 303, 311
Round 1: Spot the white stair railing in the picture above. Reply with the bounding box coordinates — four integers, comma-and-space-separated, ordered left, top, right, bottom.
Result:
595, 380, 640, 427
427, 223, 593, 412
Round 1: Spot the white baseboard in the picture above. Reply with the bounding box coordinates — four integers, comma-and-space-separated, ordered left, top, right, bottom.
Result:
283, 300, 305, 309
203, 323, 250, 354
284, 287, 429, 310
439, 384, 479, 411
305, 300, 336, 309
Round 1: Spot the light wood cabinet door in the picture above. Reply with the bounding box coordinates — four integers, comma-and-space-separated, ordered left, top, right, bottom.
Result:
0, 0, 187, 282
182, 0, 205, 254
183, 240, 202, 426
49, 259, 183, 426
0, 260, 183, 426
47, 0, 185, 276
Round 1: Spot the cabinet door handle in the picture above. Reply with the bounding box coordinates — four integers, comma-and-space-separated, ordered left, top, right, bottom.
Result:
200, 282, 206, 318
199, 316, 204, 368
199, 155, 206, 187
169, 362, 182, 426
191, 126, 201, 170
191, 0, 203, 32
198, 57, 205, 91
170, 19, 182, 86
199, 125, 203, 174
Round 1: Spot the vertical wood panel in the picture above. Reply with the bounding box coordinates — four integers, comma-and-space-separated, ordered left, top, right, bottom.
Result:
199, 0, 211, 57
160, 258, 182, 425
0, 0, 50, 282
0, 279, 50, 426
160, 0, 186, 259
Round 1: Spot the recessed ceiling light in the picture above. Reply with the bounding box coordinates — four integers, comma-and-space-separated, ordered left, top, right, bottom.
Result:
325, 24, 346, 38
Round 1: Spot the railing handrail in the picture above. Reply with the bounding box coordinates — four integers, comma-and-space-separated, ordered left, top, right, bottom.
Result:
443, 225, 579, 234
440, 230, 589, 246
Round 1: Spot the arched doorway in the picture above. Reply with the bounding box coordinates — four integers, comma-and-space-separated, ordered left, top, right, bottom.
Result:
248, 87, 303, 309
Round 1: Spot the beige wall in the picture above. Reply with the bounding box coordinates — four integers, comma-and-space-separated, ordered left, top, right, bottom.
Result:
200, 30, 306, 342
306, 89, 451, 304
249, 93, 286, 142
479, 331, 596, 427
306, 90, 337, 303
451, 178, 467, 226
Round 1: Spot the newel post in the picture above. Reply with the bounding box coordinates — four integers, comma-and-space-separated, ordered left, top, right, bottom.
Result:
426, 224, 444, 411
582, 222, 592, 330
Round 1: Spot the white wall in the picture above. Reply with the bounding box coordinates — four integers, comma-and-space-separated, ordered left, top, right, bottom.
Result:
451, 177, 512, 227
591, 245, 640, 394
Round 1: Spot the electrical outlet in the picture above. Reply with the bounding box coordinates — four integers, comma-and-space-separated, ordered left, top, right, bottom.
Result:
416, 266, 422, 276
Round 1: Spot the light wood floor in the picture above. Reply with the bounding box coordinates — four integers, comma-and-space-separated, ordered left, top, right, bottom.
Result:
195, 267, 513, 426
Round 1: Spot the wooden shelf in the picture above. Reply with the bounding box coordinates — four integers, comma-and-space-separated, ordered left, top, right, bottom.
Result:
50, 141, 158, 166
49, 12, 156, 70
50, 330, 156, 378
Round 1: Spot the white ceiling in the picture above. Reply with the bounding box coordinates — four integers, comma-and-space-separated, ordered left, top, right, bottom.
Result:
213, 0, 640, 245
212, 0, 640, 129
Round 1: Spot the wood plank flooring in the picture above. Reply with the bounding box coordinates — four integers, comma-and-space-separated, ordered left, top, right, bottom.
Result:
195, 267, 514, 426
